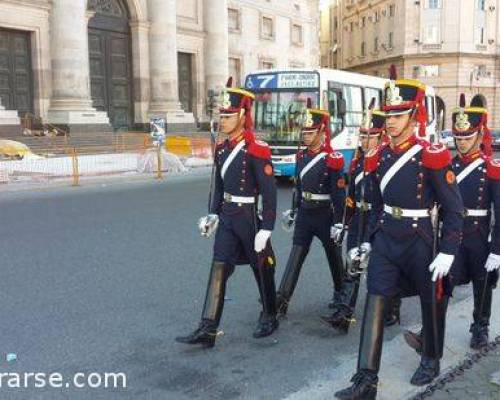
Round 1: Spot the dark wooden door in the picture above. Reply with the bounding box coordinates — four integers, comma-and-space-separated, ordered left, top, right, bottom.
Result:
88, 0, 133, 129
178, 52, 193, 113
0, 29, 33, 116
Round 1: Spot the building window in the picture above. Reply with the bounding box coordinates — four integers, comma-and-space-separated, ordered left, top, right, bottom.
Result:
412, 66, 420, 79
476, 0, 486, 10
425, 0, 442, 8
261, 16, 275, 40
424, 25, 439, 44
260, 59, 275, 70
475, 27, 485, 44
361, 16, 366, 27
374, 11, 380, 23
413, 65, 440, 78
422, 65, 439, 77
388, 32, 394, 48
389, 4, 395, 17
228, 8, 241, 32
334, 16, 338, 30
291, 23, 303, 46
350, 21, 354, 31
229, 57, 242, 86
374, 37, 379, 51
361, 41, 366, 56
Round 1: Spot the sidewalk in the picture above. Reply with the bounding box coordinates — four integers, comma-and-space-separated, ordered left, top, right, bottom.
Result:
285, 290, 500, 400
426, 345, 500, 400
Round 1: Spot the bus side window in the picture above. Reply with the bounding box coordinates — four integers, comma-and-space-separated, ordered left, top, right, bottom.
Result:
364, 87, 381, 108
344, 85, 363, 127
327, 86, 344, 135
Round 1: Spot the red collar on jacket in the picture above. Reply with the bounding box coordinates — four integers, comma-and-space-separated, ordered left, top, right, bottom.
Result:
459, 149, 482, 164
389, 134, 417, 154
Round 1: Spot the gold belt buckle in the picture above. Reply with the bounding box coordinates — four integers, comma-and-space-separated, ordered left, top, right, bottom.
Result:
224, 193, 232, 202
462, 209, 469, 218
392, 206, 403, 219
304, 192, 312, 201
361, 201, 369, 212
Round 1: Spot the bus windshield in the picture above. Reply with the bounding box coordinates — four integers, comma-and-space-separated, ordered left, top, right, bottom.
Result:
252, 90, 319, 144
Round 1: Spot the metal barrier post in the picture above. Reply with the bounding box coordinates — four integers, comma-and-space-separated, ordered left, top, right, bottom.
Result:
71, 147, 80, 186
156, 144, 163, 180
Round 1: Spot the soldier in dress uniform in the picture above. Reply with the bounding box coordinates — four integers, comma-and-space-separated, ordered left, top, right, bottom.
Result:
335, 69, 464, 400
325, 106, 391, 334
175, 78, 279, 348
404, 94, 500, 353
277, 101, 346, 315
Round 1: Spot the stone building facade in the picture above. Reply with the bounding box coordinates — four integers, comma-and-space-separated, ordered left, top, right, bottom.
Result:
0, 0, 319, 135
320, 0, 500, 129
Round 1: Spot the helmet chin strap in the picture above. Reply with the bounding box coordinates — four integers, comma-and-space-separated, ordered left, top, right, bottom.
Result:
457, 131, 481, 156
389, 110, 415, 141
227, 111, 245, 137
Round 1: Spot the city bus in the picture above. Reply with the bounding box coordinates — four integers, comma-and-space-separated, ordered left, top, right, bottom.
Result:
244, 68, 438, 177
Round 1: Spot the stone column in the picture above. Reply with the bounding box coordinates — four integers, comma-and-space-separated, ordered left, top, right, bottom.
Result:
47, 0, 110, 130
204, 0, 229, 95
147, 0, 193, 129
130, 21, 151, 127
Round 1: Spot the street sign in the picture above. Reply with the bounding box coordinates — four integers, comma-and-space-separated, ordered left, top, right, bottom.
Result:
150, 118, 166, 146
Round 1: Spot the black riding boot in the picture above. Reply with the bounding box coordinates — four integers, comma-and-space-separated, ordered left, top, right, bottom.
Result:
470, 278, 493, 349
325, 243, 345, 308
335, 294, 387, 400
384, 296, 401, 327
175, 261, 233, 348
276, 245, 309, 315
410, 298, 447, 386
322, 274, 360, 334
253, 263, 279, 338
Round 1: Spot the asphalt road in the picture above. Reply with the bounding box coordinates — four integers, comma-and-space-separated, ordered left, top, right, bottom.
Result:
0, 174, 470, 400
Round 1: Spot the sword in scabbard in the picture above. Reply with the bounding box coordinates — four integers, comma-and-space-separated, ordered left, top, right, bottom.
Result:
430, 202, 442, 358
346, 98, 376, 275
207, 106, 219, 213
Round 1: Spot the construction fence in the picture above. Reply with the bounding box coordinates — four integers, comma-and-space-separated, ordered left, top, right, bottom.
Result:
0, 132, 213, 187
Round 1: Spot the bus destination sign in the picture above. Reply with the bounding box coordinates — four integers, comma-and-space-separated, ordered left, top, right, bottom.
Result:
245, 72, 319, 90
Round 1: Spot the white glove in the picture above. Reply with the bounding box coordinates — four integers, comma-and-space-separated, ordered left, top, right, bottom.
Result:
281, 209, 296, 232
347, 247, 360, 264
347, 242, 371, 264
485, 253, 500, 272
254, 229, 272, 253
198, 214, 219, 237
359, 242, 371, 256
429, 253, 454, 282
330, 223, 345, 242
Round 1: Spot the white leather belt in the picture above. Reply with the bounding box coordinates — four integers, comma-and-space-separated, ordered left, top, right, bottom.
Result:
383, 204, 430, 219
356, 201, 372, 211
224, 192, 255, 204
302, 192, 330, 201
464, 209, 488, 217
